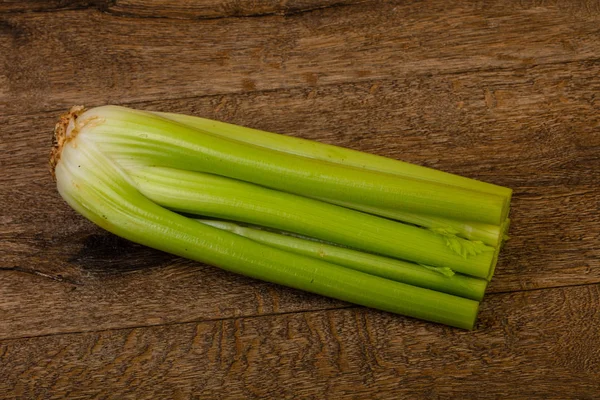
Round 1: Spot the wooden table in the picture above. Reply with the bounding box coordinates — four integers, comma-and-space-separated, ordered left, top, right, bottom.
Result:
1, 1, 599, 398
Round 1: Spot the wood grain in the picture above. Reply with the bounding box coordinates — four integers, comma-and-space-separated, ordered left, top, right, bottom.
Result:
0, 0, 98, 13
107, 0, 368, 19
2, 60, 598, 340
2, 0, 600, 116
3, 0, 599, 17
0, 0, 366, 17
1, 284, 598, 399
107, 0, 600, 19
1, 0, 600, 396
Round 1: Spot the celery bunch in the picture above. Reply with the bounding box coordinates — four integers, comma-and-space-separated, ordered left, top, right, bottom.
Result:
51, 105, 511, 329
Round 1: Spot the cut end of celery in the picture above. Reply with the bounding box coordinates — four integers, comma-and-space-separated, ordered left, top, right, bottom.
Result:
486, 242, 503, 282
50, 105, 87, 180
501, 218, 512, 249
468, 302, 481, 330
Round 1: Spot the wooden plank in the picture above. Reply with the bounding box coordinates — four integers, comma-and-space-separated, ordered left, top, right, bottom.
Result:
0, 263, 344, 340
3, 59, 599, 186
3, 0, 599, 17
1, 61, 598, 340
108, 0, 600, 19
107, 0, 368, 19
0, 0, 366, 16
0, 284, 598, 399
2, 0, 600, 116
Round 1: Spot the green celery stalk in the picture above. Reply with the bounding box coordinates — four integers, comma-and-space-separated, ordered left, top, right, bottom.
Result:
153, 110, 511, 247
153, 111, 511, 201
198, 220, 488, 301
52, 124, 480, 330
78, 106, 508, 225
317, 198, 506, 247
127, 165, 496, 279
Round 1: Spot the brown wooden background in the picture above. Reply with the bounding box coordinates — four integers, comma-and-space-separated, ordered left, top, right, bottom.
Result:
1, 0, 599, 398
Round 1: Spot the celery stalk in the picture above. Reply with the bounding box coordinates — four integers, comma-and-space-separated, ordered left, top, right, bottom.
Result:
198, 220, 488, 300
318, 198, 506, 247
127, 165, 496, 279
78, 106, 508, 225
52, 124, 480, 329
153, 111, 511, 201
49, 104, 515, 329
153, 110, 511, 247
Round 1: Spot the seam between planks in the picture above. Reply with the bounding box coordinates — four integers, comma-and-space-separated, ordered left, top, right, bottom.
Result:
489, 281, 600, 296
0, 1, 102, 15
101, 1, 372, 21
0, 1, 371, 20
2, 282, 598, 342
0, 305, 355, 342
